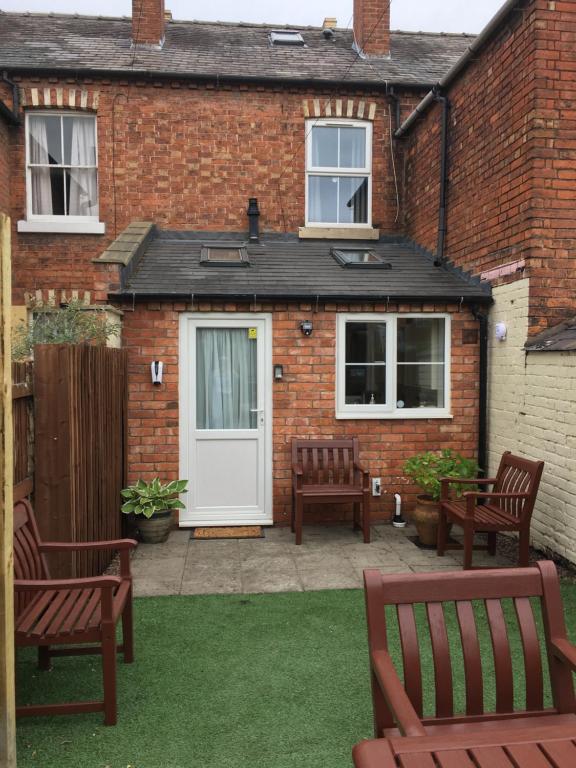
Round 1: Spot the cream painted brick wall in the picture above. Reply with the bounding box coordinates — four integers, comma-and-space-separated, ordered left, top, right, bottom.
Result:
487, 278, 576, 563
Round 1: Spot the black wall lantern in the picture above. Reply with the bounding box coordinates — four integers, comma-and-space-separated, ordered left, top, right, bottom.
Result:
300, 320, 313, 337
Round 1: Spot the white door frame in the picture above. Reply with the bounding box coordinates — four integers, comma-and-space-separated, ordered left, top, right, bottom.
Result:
179, 313, 273, 526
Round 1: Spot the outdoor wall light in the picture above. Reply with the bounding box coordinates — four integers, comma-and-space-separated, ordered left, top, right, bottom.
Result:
274, 364, 284, 381
495, 321, 507, 342
151, 360, 163, 385
300, 320, 313, 337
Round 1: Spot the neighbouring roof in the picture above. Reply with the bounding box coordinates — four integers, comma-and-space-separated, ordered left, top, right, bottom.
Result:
525, 317, 576, 352
0, 12, 476, 87
109, 229, 492, 303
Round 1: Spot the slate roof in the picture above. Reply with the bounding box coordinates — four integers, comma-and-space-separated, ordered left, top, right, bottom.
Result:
524, 317, 576, 352
0, 12, 476, 87
111, 230, 492, 303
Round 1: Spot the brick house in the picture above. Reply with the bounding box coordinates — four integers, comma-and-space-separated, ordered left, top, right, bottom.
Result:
0, 1, 573, 548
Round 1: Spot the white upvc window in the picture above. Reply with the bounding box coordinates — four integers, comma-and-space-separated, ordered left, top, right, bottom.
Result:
305, 119, 372, 227
336, 314, 451, 419
19, 111, 105, 234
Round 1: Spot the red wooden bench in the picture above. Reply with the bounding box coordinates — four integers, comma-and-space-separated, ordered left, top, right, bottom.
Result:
291, 438, 371, 545
438, 451, 544, 569
363, 562, 576, 739
14, 499, 137, 725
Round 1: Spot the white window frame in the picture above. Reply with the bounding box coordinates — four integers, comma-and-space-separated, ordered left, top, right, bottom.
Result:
305, 119, 372, 228
18, 110, 105, 234
336, 313, 452, 419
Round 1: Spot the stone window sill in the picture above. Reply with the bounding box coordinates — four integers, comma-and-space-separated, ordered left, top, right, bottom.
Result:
299, 226, 380, 240
17, 220, 106, 235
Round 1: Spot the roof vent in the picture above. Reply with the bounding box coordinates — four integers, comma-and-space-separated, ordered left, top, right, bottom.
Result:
331, 248, 391, 269
269, 30, 305, 46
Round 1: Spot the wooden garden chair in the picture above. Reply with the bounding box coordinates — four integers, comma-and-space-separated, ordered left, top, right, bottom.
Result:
291, 438, 371, 545
437, 451, 544, 569
14, 499, 137, 725
363, 562, 576, 739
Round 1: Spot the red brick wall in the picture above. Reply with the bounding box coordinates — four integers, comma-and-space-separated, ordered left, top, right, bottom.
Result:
0, 116, 9, 215
10, 79, 407, 303
122, 301, 480, 523
403, 0, 576, 334
132, 0, 165, 45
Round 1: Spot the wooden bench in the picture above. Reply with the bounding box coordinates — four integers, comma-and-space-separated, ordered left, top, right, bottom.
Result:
438, 451, 544, 569
363, 562, 576, 739
14, 499, 137, 725
291, 438, 371, 545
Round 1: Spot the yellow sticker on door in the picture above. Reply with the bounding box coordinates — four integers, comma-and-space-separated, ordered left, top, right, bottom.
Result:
248, 328, 258, 339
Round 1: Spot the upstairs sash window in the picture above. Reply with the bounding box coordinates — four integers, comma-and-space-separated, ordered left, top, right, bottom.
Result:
26, 112, 99, 220
306, 120, 372, 227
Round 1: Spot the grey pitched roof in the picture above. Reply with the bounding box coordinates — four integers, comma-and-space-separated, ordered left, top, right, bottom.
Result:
0, 12, 476, 87
111, 230, 491, 303
525, 317, 576, 352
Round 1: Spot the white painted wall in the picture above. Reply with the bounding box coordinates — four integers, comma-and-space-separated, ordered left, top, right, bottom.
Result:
487, 279, 576, 564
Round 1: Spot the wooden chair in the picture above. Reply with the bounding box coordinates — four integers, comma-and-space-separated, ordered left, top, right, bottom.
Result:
14, 499, 137, 725
291, 438, 371, 545
363, 562, 576, 739
438, 451, 544, 569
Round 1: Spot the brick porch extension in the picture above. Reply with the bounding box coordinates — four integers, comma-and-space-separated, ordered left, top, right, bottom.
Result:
129, 524, 511, 597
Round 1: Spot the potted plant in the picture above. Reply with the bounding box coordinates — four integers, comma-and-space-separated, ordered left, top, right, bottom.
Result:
403, 450, 478, 546
121, 478, 188, 544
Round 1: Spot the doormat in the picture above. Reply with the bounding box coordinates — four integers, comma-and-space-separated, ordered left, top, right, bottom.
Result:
192, 526, 263, 540
408, 534, 460, 551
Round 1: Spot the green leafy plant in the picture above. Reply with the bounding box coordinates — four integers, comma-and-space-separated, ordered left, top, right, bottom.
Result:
403, 449, 479, 502
12, 300, 121, 362
121, 478, 188, 519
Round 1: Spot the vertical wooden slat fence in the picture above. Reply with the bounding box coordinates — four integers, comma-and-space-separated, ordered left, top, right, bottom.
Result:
12, 360, 34, 503
34, 344, 128, 578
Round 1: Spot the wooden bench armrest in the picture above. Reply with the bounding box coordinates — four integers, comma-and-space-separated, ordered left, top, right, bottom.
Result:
440, 477, 496, 501
372, 650, 426, 737
354, 462, 369, 475
291, 464, 303, 476
39, 539, 138, 553
551, 638, 576, 671
15, 575, 122, 591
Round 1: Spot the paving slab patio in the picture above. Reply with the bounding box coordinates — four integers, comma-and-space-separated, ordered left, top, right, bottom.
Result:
131, 523, 512, 597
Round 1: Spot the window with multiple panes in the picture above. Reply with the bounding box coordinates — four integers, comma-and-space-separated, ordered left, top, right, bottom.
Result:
305, 119, 372, 227
336, 314, 450, 418
25, 112, 99, 221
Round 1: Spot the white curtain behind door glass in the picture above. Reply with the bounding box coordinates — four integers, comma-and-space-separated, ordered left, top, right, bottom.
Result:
68, 118, 98, 216
29, 117, 53, 215
196, 329, 257, 430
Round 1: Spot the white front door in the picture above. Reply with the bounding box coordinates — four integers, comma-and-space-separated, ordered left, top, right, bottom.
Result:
179, 314, 272, 526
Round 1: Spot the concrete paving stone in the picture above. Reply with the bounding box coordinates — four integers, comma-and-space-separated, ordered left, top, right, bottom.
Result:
237, 541, 295, 558
352, 564, 413, 578
130, 556, 186, 580
299, 567, 360, 591
237, 554, 296, 570
263, 526, 293, 541
180, 570, 242, 595
292, 552, 351, 570
186, 540, 241, 565
134, 578, 182, 597
132, 539, 189, 561
182, 560, 237, 581
409, 564, 464, 573
241, 566, 303, 594
346, 552, 405, 569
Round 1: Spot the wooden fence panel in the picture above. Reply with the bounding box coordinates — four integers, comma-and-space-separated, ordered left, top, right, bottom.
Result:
34, 344, 128, 578
12, 360, 34, 503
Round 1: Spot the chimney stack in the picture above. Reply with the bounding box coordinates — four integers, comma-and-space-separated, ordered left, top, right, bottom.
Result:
353, 0, 390, 57
132, 0, 166, 47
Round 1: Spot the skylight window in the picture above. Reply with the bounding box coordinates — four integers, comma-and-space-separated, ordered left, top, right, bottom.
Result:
332, 248, 391, 268
200, 244, 249, 266
270, 30, 305, 46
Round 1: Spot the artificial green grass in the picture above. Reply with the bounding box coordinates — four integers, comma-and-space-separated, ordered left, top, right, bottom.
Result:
15, 585, 576, 768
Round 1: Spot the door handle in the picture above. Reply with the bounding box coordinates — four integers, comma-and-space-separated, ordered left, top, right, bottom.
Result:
250, 408, 264, 413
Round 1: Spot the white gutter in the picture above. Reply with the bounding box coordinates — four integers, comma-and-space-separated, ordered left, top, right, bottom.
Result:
395, 0, 527, 138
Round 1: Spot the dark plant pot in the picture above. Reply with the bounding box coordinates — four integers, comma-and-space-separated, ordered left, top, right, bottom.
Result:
134, 510, 174, 544
411, 495, 450, 547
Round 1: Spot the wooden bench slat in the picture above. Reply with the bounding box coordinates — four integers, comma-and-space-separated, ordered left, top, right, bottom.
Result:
505, 743, 557, 768
31, 589, 72, 637
397, 604, 423, 717
17, 590, 57, 635
435, 750, 477, 768
514, 596, 544, 712
426, 602, 453, 718
485, 599, 514, 713
456, 600, 484, 716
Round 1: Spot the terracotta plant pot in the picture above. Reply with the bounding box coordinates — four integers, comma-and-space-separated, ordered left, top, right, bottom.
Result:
134, 510, 174, 544
411, 495, 442, 547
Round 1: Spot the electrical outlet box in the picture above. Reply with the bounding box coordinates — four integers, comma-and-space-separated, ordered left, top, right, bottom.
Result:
372, 477, 381, 497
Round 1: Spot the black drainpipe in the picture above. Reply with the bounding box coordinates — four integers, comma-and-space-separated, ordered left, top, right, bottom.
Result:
472, 306, 489, 475
1, 71, 20, 124
434, 92, 450, 267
